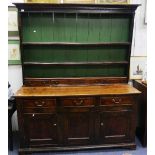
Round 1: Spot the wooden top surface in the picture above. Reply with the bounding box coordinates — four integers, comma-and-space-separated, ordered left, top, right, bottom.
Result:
15, 84, 141, 98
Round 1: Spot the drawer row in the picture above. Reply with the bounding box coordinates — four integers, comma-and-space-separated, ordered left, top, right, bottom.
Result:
22, 96, 134, 108
24, 78, 127, 86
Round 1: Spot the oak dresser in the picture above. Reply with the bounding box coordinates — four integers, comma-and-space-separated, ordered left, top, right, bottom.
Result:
14, 3, 140, 155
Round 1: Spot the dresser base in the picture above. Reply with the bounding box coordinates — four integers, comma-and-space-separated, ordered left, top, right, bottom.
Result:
18, 142, 136, 155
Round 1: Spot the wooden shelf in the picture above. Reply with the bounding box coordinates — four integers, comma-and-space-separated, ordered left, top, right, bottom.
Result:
23, 61, 128, 66
16, 3, 138, 83
22, 42, 131, 46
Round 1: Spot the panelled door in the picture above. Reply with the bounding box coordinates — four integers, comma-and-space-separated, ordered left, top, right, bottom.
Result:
63, 108, 94, 146
98, 110, 133, 144
23, 113, 59, 147
60, 97, 95, 146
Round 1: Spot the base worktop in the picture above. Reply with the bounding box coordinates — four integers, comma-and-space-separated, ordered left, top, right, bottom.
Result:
16, 84, 140, 97
15, 84, 140, 155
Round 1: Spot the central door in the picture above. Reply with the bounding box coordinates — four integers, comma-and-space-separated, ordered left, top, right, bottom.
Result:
63, 108, 94, 145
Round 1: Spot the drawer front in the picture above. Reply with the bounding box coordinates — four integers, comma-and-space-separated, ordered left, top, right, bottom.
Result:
23, 99, 56, 108
100, 96, 134, 105
24, 79, 50, 86
60, 97, 94, 107
24, 79, 61, 86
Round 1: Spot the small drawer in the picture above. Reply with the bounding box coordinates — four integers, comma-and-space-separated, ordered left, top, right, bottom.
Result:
60, 97, 94, 107
100, 96, 134, 105
23, 99, 56, 108
24, 79, 50, 86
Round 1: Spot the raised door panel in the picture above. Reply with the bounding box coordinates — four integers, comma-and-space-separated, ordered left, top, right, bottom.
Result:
63, 110, 94, 146
23, 113, 58, 147
98, 110, 133, 144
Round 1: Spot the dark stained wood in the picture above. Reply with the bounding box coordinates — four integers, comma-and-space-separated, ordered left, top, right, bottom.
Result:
18, 142, 136, 154
63, 108, 94, 145
126, 14, 135, 82
16, 98, 26, 148
60, 97, 94, 107
14, 3, 140, 155
16, 92, 139, 154
14, 3, 139, 14
98, 110, 133, 144
18, 142, 136, 155
23, 107, 56, 113
133, 80, 147, 147
98, 104, 133, 112
23, 113, 59, 147
100, 96, 134, 105
15, 84, 140, 98
18, 10, 25, 86
15, 84, 140, 153
22, 99, 56, 108
24, 77, 128, 86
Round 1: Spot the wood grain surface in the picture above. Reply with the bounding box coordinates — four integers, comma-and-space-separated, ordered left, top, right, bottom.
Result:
15, 84, 141, 97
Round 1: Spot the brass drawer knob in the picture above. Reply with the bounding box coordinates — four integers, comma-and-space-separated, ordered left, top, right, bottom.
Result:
74, 99, 84, 106
112, 98, 121, 104
35, 101, 43, 107
53, 123, 57, 126
34, 101, 45, 107
42, 81, 48, 85
32, 114, 35, 117
36, 104, 43, 107
51, 81, 59, 85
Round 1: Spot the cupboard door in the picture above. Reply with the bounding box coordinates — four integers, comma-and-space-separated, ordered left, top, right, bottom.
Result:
63, 108, 94, 145
98, 110, 133, 144
23, 113, 58, 147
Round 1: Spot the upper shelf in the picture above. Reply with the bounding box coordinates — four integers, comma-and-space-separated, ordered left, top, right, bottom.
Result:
22, 42, 131, 46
